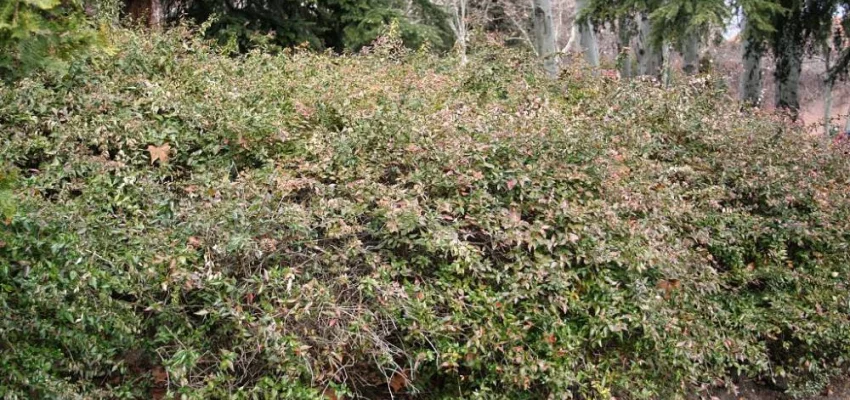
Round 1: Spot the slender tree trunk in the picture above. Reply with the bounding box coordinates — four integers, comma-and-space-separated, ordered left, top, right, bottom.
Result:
662, 40, 672, 87
773, 12, 804, 120
682, 32, 699, 75
576, 0, 599, 68
447, 0, 468, 65
532, 0, 558, 78
740, 22, 764, 106
563, 24, 578, 53
824, 44, 834, 135
617, 14, 633, 80
636, 13, 661, 78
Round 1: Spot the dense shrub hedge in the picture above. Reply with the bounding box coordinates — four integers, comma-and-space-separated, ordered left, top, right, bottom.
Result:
2, 28, 850, 399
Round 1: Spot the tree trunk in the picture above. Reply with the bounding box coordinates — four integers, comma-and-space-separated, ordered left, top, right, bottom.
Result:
576, 0, 599, 68
773, 11, 804, 120
740, 21, 764, 106
617, 14, 633, 80
636, 13, 661, 78
448, 0, 468, 65
682, 32, 699, 75
124, 0, 162, 26
532, 0, 558, 78
824, 44, 833, 135
662, 40, 672, 87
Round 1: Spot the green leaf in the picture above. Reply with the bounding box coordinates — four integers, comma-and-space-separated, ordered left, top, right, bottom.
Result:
22, 0, 60, 10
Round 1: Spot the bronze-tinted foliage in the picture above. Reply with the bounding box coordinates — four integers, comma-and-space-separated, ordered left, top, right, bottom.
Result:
1, 27, 850, 399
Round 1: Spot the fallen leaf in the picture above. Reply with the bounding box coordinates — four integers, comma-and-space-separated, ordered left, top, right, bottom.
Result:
152, 366, 168, 385
389, 370, 409, 392
147, 144, 171, 164
323, 388, 339, 400
187, 236, 202, 248
657, 279, 681, 299
507, 179, 517, 190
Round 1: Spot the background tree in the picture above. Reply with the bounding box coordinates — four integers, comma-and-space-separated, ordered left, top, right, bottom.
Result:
0, 0, 100, 80
532, 0, 558, 77
441, 0, 470, 64
163, 0, 452, 52
575, 0, 599, 67
751, 0, 837, 119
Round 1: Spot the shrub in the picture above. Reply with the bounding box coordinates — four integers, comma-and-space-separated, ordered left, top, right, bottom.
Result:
1, 27, 849, 399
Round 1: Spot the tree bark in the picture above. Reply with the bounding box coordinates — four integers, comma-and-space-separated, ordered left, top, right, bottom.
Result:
824, 44, 834, 135
617, 14, 633, 80
447, 0, 468, 65
636, 13, 661, 78
532, 0, 558, 78
124, 0, 162, 26
682, 32, 699, 75
740, 21, 764, 106
576, 0, 599, 68
662, 40, 672, 87
773, 10, 804, 120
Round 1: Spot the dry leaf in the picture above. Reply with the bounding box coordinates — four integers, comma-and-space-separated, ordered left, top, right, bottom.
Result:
187, 236, 202, 248
323, 388, 340, 400
389, 370, 409, 392
152, 366, 168, 385
657, 279, 681, 299
147, 144, 171, 164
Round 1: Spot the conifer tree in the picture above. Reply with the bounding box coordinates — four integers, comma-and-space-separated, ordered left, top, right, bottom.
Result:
168, 0, 452, 52
0, 0, 100, 80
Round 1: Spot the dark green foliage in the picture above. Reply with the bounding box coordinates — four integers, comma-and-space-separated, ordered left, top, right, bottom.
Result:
0, 0, 101, 80
1, 28, 850, 399
173, 0, 452, 52
582, 0, 781, 44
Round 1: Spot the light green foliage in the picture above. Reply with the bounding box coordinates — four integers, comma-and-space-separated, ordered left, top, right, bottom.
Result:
0, 0, 101, 80
2, 27, 850, 399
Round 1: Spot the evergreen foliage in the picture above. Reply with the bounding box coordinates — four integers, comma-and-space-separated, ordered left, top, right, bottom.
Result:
171, 0, 453, 51
0, 0, 100, 80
